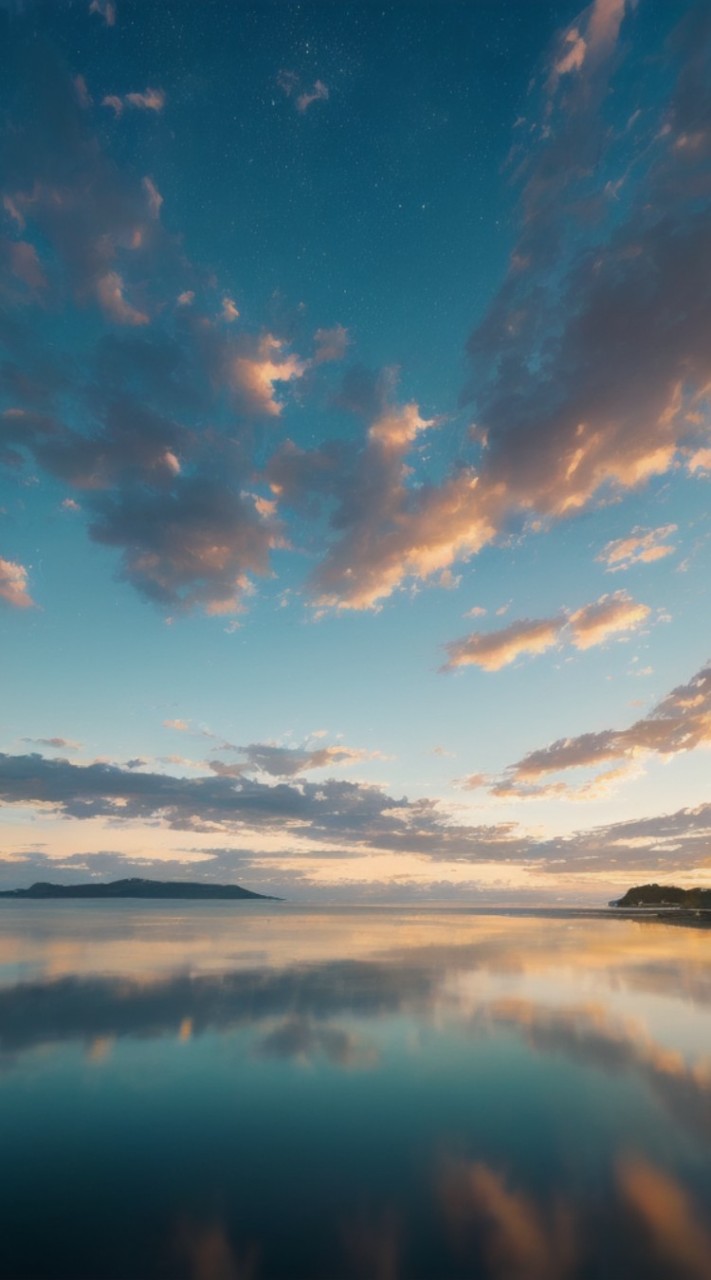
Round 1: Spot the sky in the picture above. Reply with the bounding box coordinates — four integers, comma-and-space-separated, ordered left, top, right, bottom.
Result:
0, 0, 710, 903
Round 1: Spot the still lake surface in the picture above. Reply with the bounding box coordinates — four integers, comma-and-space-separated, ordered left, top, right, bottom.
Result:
0, 902, 709, 1280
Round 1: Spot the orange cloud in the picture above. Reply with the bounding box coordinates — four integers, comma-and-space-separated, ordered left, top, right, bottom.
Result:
567, 591, 651, 650
368, 402, 436, 451
102, 88, 165, 118
597, 525, 678, 571
229, 335, 305, 416
445, 617, 562, 671
444, 590, 650, 672
220, 295, 239, 323
0, 557, 35, 609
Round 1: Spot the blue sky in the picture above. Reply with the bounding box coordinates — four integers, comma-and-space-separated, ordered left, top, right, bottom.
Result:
1, 0, 710, 901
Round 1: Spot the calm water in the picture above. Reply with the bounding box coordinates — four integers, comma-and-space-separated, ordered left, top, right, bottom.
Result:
0, 903, 709, 1280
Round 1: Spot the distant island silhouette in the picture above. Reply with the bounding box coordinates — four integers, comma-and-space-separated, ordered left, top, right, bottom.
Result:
611, 883, 711, 910
0, 878, 280, 901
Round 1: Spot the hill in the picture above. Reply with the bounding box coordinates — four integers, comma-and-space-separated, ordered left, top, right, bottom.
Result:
611, 883, 711, 909
0, 878, 279, 901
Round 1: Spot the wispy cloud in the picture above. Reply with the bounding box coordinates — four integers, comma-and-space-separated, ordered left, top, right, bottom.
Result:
597, 525, 678, 572
296, 80, 329, 114
102, 88, 165, 118
277, 70, 330, 114
444, 591, 650, 671
209, 741, 383, 779
313, 325, 349, 366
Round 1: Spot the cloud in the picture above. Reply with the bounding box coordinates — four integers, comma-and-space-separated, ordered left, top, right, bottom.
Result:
3, 239, 47, 291
271, 4, 711, 610
268, 379, 449, 611
549, 0, 627, 93
1, 746, 710, 881
101, 95, 123, 117
1, 401, 283, 616
96, 272, 149, 326
296, 80, 329, 114
553, 29, 587, 80
22, 737, 81, 751
102, 88, 165, 118
276, 70, 299, 97
567, 591, 651, 650
163, 719, 190, 732
220, 295, 239, 323
368, 402, 436, 451
89, 0, 115, 26
0, 556, 34, 608
597, 525, 678, 571
312, 324, 349, 365
444, 590, 650, 672
688, 447, 711, 474
277, 71, 329, 114
444, 617, 563, 672
500, 661, 711, 792
73, 75, 92, 109
209, 741, 381, 779
141, 176, 163, 220
1, 57, 172, 323
2, 12, 710, 631
88, 477, 281, 613
0, 750, 529, 863
228, 333, 306, 417
125, 88, 164, 111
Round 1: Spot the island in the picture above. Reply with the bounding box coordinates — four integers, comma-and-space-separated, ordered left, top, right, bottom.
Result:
0, 878, 280, 901
610, 883, 711, 910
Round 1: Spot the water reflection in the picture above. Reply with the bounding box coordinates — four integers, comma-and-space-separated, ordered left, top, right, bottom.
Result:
0, 904, 708, 1278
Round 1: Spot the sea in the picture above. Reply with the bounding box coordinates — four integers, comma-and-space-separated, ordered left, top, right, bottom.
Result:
0, 901, 709, 1279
